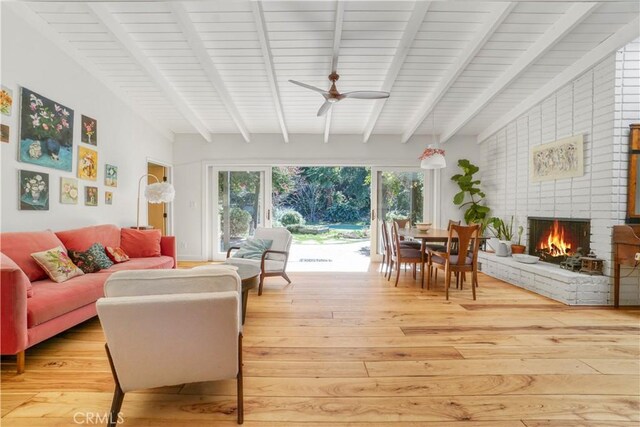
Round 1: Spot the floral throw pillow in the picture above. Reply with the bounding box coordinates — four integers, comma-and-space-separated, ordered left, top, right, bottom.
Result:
105, 246, 130, 263
31, 246, 84, 283
87, 243, 114, 269
68, 249, 102, 274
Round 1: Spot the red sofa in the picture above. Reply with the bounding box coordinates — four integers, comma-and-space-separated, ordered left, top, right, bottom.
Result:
0, 224, 176, 373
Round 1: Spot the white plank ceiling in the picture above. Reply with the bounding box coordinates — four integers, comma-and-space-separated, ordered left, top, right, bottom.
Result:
17, 0, 640, 143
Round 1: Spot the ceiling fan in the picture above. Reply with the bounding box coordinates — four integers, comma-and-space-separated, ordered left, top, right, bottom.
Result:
289, 72, 390, 117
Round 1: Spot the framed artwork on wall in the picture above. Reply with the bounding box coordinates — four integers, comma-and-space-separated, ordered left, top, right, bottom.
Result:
19, 170, 49, 210
105, 191, 113, 205
105, 164, 118, 187
78, 146, 98, 180
530, 135, 584, 182
1, 86, 12, 116
0, 124, 9, 143
60, 177, 79, 205
81, 115, 97, 146
19, 87, 74, 172
85, 186, 98, 206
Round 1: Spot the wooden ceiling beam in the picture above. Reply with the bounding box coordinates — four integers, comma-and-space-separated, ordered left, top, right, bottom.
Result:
400, 2, 515, 144
169, 3, 251, 143
88, 3, 213, 143
478, 16, 640, 143
10, 3, 174, 142
325, 1, 345, 144
362, 1, 431, 143
251, 1, 289, 143
438, 2, 600, 144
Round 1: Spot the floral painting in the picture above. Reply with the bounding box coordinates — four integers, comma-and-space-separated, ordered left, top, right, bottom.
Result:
530, 135, 584, 182
19, 170, 49, 210
60, 177, 79, 204
105, 164, 117, 187
1, 86, 12, 116
0, 124, 8, 143
78, 146, 98, 181
81, 115, 97, 146
85, 186, 98, 206
19, 88, 74, 172
105, 191, 113, 205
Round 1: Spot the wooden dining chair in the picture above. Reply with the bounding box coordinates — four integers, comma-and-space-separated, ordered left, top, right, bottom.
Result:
425, 220, 461, 284
390, 222, 423, 287
426, 223, 480, 300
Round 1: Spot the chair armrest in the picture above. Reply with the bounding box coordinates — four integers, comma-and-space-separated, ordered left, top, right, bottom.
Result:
104, 268, 241, 298
261, 249, 290, 272
226, 246, 241, 259
160, 236, 177, 268
0, 254, 30, 354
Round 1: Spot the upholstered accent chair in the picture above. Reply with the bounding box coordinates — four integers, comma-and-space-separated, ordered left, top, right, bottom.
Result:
226, 227, 293, 295
97, 267, 244, 426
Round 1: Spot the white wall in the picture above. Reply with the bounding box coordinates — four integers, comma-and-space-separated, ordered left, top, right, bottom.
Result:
479, 40, 640, 305
0, 6, 173, 232
172, 132, 477, 260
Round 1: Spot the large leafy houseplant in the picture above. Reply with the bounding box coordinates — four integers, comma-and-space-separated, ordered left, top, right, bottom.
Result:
451, 159, 490, 227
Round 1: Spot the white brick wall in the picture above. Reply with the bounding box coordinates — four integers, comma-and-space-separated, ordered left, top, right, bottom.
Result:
479, 39, 640, 306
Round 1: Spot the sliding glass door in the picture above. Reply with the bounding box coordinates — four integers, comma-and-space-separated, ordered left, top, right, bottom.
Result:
370, 168, 429, 261
212, 167, 271, 259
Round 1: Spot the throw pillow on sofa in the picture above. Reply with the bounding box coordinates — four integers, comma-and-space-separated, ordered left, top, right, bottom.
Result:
31, 246, 84, 283
121, 228, 161, 258
105, 246, 130, 263
232, 238, 273, 260
86, 243, 114, 269
68, 249, 102, 273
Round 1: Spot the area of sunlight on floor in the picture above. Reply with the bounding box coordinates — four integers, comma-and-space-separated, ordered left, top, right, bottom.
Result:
286, 240, 372, 272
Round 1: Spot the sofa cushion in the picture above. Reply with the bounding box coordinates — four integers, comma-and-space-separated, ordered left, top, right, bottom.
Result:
120, 229, 161, 258
1, 231, 67, 282
87, 243, 113, 269
1, 252, 33, 298
55, 224, 121, 252
27, 274, 106, 327
103, 256, 175, 272
68, 248, 102, 274
31, 246, 85, 283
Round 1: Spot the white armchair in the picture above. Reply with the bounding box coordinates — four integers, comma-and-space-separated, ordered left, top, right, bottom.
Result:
96, 267, 244, 426
226, 227, 293, 295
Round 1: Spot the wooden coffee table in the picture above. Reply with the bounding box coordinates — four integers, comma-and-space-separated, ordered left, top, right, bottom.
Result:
232, 263, 260, 324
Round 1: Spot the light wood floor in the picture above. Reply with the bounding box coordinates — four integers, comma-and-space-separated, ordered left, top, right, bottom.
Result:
2, 264, 639, 426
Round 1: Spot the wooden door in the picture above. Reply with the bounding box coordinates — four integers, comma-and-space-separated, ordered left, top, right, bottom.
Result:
147, 163, 167, 235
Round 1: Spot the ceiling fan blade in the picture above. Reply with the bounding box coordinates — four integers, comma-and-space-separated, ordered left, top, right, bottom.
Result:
342, 91, 390, 99
289, 80, 328, 95
317, 101, 332, 117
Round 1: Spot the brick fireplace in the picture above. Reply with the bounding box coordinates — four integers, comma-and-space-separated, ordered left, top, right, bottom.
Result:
528, 217, 591, 264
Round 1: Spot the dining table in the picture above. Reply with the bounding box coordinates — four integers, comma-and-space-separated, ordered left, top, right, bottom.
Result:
398, 227, 487, 287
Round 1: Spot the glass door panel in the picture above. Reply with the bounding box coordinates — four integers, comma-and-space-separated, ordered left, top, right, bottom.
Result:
371, 168, 428, 259
214, 169, 269, 258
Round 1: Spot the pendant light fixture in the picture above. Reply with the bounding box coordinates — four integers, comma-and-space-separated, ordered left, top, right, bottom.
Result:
419, 111, 446, 170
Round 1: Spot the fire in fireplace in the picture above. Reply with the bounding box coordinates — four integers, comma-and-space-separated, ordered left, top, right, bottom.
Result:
528, 217, 590, 264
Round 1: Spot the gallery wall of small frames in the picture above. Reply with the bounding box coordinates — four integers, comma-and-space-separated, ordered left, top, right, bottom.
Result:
1, 85, 119, 210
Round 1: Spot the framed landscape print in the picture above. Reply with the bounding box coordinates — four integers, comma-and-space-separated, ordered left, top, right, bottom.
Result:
105, 164, 117, 187
0, 124, 8, 143
530, 135, 584, 182
19, 87, 73, 172
19, 170, 49, 210
78, 146, 98, 180
1, 86, 12, 116
60, 177, 79, 204
81, 115, 97, 146
105, 191, 113, 205
85, 186, 98, 206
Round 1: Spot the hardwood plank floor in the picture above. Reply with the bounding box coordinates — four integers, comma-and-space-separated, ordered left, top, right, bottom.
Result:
2, 265, 639, 425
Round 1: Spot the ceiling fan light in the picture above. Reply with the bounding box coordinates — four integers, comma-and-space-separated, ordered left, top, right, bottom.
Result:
419, 145, 446, 170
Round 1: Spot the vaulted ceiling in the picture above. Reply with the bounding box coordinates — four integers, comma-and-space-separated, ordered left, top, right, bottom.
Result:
14, 1, 640, 143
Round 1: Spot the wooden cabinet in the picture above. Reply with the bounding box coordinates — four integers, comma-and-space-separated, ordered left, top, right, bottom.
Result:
626, 124, 640, 221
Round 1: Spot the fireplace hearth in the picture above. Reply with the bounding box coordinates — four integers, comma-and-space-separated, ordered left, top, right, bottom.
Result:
528, 217, 590, 264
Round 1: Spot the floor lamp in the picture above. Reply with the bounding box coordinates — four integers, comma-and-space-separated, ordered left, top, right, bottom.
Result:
136, 174, 175, 229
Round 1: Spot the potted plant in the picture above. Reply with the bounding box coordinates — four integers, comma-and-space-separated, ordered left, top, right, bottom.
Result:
512, 225, 526, 254
489, 217, 515, 257
451, 159, 491, 228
